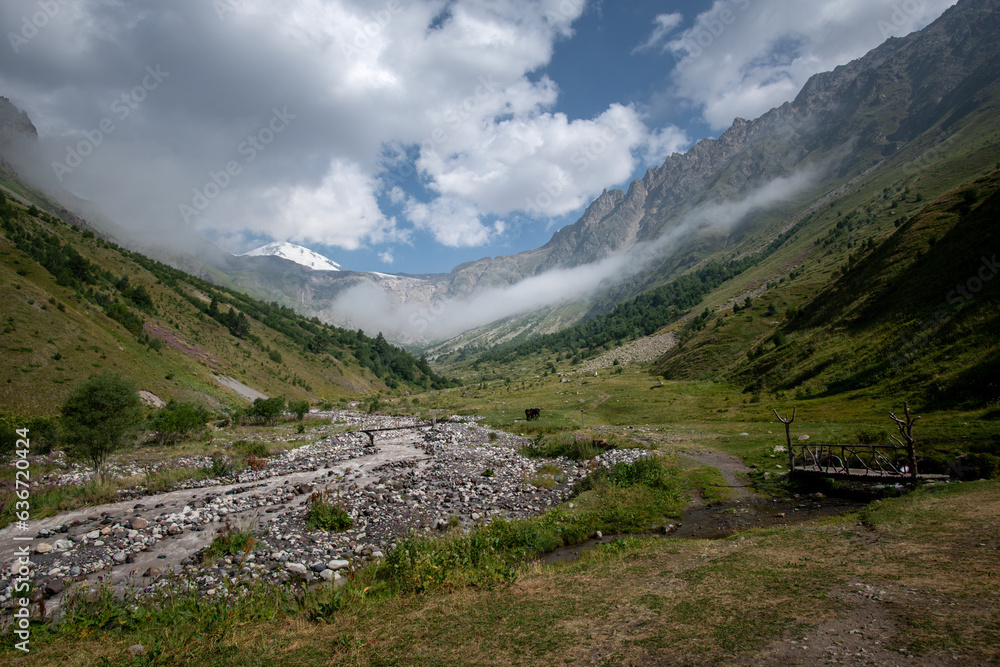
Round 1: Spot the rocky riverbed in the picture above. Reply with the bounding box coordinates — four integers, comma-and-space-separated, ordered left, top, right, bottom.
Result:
0, 412, 652, 616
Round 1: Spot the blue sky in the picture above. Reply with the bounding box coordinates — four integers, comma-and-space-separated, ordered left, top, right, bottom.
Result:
0, 0, 957, 275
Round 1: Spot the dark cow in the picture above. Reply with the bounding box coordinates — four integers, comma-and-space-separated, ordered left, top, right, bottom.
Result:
525, 408, 541, 421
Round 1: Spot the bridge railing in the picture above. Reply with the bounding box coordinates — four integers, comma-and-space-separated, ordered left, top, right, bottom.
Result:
790, 442, 916, 480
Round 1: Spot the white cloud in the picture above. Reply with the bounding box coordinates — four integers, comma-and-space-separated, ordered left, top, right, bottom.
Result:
665, 0, 959, 130
418, 103, 652, 219
404, 196, 505, 247
268, 158, 398, 250
642, 125, 690, 166
379, 250, 394, 264
632, 12, 684, 54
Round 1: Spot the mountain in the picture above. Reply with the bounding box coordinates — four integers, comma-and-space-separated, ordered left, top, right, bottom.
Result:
0, 186, 454, 417
3, 0, 999, 358
196, 0, 1000, 349
239, 241, 342, 272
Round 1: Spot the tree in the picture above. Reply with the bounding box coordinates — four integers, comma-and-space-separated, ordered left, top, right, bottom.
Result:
244, 396, 285, 426
288, 399, 309, 420
60, 373, 143, 475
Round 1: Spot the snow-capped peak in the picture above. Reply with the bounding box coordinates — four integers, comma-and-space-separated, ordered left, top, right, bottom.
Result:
239, 242, 342, 271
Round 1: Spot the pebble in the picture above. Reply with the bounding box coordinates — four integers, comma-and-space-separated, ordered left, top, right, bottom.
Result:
0, 411, 657, 609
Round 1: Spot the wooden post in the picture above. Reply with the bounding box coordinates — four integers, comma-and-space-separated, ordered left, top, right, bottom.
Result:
889, 402, 920, 482
773, 407, 796, 472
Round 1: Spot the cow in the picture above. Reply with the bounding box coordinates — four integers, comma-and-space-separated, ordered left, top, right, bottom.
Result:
525, 408, 541, 421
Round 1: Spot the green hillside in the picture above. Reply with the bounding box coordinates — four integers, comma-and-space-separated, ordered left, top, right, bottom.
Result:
0, 190, 453, 418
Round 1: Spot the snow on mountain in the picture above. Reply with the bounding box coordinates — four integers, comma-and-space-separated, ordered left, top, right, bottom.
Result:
239, 242, 342, 271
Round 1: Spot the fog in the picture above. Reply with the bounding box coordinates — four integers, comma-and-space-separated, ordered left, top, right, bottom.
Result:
331, 167, 818, 343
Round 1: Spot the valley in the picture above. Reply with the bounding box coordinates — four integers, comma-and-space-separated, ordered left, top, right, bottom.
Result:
2, 0, 1000, 664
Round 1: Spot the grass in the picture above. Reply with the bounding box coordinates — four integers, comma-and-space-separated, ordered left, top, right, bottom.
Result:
8, 479, 997, 665
305, 488, 354, 532
202, 523, 257, 564
520, 429, 615, 460
683, 466, 734, 504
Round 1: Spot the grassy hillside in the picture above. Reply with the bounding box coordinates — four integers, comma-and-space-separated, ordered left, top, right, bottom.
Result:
445, 104, 1000, 417
0, 191, 453, 418
654, 166, 1000, 411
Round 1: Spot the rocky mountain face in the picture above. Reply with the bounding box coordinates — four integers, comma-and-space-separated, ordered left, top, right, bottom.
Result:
0, 96, 42, 180
3, 0, 998, 348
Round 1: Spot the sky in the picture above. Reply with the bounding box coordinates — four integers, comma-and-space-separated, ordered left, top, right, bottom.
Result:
0, 0, 957, 275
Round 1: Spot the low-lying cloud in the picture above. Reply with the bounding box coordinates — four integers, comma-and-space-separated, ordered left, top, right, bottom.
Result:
332, 167, 818, 343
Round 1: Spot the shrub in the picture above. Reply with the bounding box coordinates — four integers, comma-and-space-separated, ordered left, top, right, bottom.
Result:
245, 456, 267, 471
243, 397, 285, 426
572, 455, 677, 495
288, 399, 309, 420
103, 302, 143, 337
149, 401, 211, 446
203, 523, 256, 563
305, 489, 353, 531
203, 454, 235, 478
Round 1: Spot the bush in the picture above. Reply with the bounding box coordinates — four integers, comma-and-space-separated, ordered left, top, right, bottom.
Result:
288, 399, 309, 420
103, 302, 144, 337
60, 372, 143, 474
305, 489, 353, 531
243, 396, 285, 426
245, 456, 267, 471
203, 453, 235, 478
149, 401, 211, 446
572, 455, 677, 495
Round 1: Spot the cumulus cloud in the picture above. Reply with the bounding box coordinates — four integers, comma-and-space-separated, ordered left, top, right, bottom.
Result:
418, 102, 651, 219
664, 0, 958, 129
404, 196, 505, 248
0, 0, 667, 254
0, 0, 957, 259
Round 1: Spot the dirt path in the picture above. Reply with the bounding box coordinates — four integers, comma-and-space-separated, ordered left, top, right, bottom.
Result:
676, 448, 757, 503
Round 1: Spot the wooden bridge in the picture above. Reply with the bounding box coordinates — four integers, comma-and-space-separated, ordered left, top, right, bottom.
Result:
773, 403, 949, 484
787, 442, 947, 483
